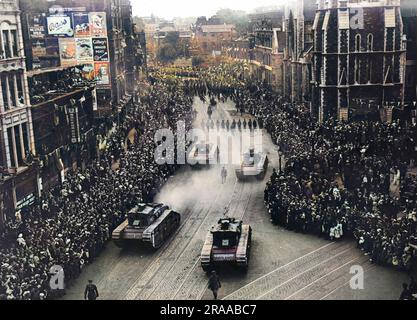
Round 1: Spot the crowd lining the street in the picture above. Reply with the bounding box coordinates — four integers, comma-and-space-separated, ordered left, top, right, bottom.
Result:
0, 79, 193, 300
185, 64, 417, 298
1, 63, 417, 299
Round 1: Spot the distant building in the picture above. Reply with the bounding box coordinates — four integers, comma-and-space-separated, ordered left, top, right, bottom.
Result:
282, 0, 316, 104
248, 9, 284, 31
250, 20, 285, 93
195, 24, 236, 56
312, 0, 407, 122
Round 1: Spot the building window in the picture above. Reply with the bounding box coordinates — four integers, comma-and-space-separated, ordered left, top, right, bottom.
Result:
367, 57, 372, 83
8, 76, 16, 107
16, 73, 24, 105
355, 34, 361, 52
5, 123, 29, 168
367, 34, 374, 51
0, 73, 24, 110
2, 30, 11, 59
354, 57, 361, 84
0, 23, 19, 59
1, 75, 9, 110
11, 30, 18, 57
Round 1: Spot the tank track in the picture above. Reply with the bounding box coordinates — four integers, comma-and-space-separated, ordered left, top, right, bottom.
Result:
236, 225, 252, 270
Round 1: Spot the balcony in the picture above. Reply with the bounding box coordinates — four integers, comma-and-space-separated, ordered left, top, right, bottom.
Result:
0, 57, 25, 72
28, 66, 94, 106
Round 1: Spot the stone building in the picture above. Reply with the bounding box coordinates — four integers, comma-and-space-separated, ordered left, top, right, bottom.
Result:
121, 0, 145, 94
312, 0, 407, 122
248, 9, 284, 33
402, 0, 417, 104
0, 0, 143, 229
282, 0, 316, 103
248, 20, 285, 93
19, 0, 139, 118
0, 0, 35, 229
194, 23, 236, 56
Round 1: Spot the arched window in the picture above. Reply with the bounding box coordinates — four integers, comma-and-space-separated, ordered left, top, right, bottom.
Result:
0, 21, 18, 59
355, 34, 361, 52
367, 34, 374, 51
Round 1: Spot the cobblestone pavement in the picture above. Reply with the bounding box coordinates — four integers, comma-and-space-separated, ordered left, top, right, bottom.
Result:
62, 98, 409, 300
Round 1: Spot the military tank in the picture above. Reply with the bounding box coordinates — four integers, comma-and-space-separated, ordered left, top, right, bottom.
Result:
188, 142, 219, 168
112, 203, 180, 249
201, 218, 252, 272
235, 148, 269, 180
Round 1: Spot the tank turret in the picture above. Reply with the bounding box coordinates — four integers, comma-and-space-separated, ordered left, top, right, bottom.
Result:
201, 218, 252, 272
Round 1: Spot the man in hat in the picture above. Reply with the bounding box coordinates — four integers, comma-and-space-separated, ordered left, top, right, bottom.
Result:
84, 280, 99, 300
208, 271, 221, 300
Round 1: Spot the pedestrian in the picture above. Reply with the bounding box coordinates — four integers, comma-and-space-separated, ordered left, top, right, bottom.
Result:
399, 283, 412, 300
208, 271, 221, 300
84, 280, 99, 300
221, 166, 228, 184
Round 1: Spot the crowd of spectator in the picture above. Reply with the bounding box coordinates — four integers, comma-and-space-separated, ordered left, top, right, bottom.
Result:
0, 79, 193, 300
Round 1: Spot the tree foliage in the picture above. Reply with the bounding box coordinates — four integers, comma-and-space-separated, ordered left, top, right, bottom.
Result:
157, 32, 189, 63
214, 9, 250, 34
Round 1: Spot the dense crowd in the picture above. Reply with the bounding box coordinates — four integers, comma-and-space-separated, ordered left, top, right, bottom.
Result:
29, 67, 93, 105
241, 85, 417, 272
2, 62, 417, 299
184, 64, 417, 274
0, 79, 193, 300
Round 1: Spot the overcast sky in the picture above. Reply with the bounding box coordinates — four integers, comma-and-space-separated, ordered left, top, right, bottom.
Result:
131, 0, 284, 19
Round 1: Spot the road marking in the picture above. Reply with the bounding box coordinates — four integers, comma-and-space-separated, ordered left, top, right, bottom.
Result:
223, 241, 336, 300
319, 264, 377, 300
256, 247, 355, 300
284, 256, 361, 300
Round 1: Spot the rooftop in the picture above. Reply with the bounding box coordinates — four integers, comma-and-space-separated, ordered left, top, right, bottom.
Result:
201, 24, 235, 33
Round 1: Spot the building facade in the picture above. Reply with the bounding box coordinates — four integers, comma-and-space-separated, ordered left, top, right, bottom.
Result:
312, 0, 407, 122
0, 0, 36, 228
0, 0, 142, 229
249, 20, 285, 93
19, 0, 138, 118
195, 23, 236, 56
282, 0, 316, 103
402, 0, 417, 104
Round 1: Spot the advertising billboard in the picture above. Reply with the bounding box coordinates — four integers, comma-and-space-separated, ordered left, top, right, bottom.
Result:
94, 62, 110, 85
32, 39, 47, 57
36, 10, 111, 88
59, 38, 77, 66
73, 13, 91, 37
75, 38, 93, 62
90, 12, 107, 37
92, 38, 109, 62
47, 15, 74, 37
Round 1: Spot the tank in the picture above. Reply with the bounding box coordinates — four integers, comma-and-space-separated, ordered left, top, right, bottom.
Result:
201, 218, 252, 272
235, 148, 269, 180
188, 142, 219, 168
112, 203, 180, 249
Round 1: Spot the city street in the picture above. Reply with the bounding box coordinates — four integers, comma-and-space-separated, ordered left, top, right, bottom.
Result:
63, 98, 409, 301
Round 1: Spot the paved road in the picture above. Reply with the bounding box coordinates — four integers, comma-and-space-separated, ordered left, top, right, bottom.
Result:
63, 98, 408, 300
